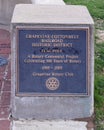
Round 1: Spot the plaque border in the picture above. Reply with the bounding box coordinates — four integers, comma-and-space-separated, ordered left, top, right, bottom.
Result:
15, 26, 90, 97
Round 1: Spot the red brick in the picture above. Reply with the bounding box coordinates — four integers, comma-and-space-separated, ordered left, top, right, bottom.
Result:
0, 71, 5, 76
1, 92, 11, 106
0, 120, 10, 130
0, 107, 10, 118
0, 74, 4, 80
0, 29, 10, 41
6, 72, 11, 80
0, 43, 11, 54
0, 30, 11, 54
0, 30, 10, 55
3, 81, 11, 92
0, 49, 11, 55
0, 66, 6, 73
0, 37, 10, 42
0, 80, 2, 91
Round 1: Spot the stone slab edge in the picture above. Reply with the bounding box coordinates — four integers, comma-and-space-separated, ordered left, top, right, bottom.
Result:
11, 4, 94, 24
11, 120, 94, 130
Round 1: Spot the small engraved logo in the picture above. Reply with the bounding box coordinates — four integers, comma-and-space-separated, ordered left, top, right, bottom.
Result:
46, 77, 60, 90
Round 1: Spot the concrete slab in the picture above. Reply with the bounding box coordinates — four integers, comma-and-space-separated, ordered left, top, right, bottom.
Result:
12, 120, 89, 130
11, 4, 94, 24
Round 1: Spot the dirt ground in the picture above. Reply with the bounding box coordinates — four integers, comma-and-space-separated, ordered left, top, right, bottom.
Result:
96, 29, 104, 43
95, 19, 104, 43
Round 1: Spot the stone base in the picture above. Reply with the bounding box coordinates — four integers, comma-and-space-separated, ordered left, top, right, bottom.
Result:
11, 120, 93, 130
11, 4, 94, 120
